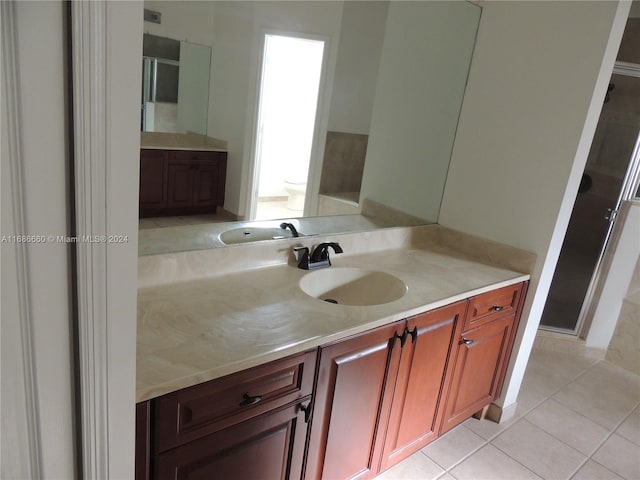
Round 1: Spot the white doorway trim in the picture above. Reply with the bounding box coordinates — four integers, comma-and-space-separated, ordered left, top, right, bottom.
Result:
70, 2, 141, 479
241, 28, 334, 220
1, 2, 42, 477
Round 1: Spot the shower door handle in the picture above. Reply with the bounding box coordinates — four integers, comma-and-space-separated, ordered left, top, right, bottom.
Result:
605, 208, 618, 222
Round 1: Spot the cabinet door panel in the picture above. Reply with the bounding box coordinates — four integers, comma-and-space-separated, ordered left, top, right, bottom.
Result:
440, 316, 514, 433
139, 150, 166, 216
191, 163, 218, 207
306, 323, 403, 480
155, 400, 309, 480
166, 163, 193, 208
381, 302, 465, 471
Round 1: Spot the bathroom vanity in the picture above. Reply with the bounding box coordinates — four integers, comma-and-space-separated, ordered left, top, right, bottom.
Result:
135, 225, 534, 480
138, 133, 228, 218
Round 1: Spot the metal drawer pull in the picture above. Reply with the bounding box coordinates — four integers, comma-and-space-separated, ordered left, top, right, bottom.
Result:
239, 392, 262, 407
460, 338, 474, 346
491, 305, 505, 312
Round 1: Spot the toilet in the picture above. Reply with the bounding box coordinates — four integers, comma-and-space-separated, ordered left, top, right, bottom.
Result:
283, 179, 306, 211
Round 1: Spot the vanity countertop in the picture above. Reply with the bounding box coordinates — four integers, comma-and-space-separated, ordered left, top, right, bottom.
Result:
140, 131, 228, 152
137, 233, 532, 402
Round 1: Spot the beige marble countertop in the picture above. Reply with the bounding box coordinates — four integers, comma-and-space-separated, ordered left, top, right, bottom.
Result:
137, 236, 531, 402
140, 132, 228, 152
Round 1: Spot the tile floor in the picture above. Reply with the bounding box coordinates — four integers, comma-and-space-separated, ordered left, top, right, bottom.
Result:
139, 213, 233, 230
255, 199, 302, 221
139, 199, 302, 230
378, 345, 640, 480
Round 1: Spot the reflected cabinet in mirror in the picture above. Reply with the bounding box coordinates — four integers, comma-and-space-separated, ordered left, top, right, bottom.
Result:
138, 0, 481, 256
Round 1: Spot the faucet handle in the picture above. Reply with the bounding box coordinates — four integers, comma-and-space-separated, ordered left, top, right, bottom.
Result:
293, 246, 310, 269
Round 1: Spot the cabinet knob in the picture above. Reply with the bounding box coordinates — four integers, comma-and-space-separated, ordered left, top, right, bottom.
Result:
460, 338, 474, 346
491, 305, 505, 312
239, 392, 262, 407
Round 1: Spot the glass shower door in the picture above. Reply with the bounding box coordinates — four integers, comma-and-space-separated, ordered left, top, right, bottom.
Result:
540, 72, 640, 334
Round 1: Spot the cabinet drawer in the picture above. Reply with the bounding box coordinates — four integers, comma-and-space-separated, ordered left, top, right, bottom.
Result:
464, 282, 523, 331
169, 150, 219, 162
154, 349, 317, 453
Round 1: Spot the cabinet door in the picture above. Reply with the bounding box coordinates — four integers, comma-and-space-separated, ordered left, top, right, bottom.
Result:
380, 302, 465, 471
440, 315, 514, 434
305, 322, 404, 480
139, 149, 166, 216
191, 161, 219, 208
155, 399, 310, 480
166, 162, 194, 208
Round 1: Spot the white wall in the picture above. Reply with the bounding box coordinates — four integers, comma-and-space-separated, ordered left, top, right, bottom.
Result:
143, 0, 214, 46
359, 1, 480, 223
1, 2, 75, 477
327, 1, 388, 135
439, 0, 630, 411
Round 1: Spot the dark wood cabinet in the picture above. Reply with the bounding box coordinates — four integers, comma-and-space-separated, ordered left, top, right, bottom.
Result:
139, 148, 227, 218
305, 322, 404, 480
139, 149, 168, 217
380, 302, 466, 471
440, 283, 527, 434
137, 350, 316, 480
155, 400, 310, 480
306, 301, 468, 479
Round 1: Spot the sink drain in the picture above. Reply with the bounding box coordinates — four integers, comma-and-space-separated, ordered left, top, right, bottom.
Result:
323, 298, 338, 304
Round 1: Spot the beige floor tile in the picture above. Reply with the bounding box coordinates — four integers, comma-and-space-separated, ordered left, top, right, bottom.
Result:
449, 444, 542, 480
616, 406, 640, 447
377, 452, 444, 480
421, 425, 485, 469
525, 348, 599, 386
592, 433, 640, 480
552, 362, 639, 430
571, 460, 623, 480
515, 349, 599, 415
492, 419, 586, 479
525, 399, 610, 455
436, 474, 457, 480
516, 378, 551, 413
255, 200, 302, 221
462, 414, 519, 441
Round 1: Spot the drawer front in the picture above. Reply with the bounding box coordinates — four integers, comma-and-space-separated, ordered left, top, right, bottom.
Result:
464, 282, 523, 331
154, 349, 316, 453
169, 150, 220, 162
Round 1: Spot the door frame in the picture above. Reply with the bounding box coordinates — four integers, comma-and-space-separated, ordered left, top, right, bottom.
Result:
242, 28, 332, 220
541, 61, 640, 337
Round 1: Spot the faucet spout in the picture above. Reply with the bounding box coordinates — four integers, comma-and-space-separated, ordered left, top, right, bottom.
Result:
294, 242, 343, 270
280, 222, 299, 238
310, 242, 343, 265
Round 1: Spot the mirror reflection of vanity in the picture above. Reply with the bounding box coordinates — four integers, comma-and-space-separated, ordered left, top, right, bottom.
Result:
138, 0, 481, 256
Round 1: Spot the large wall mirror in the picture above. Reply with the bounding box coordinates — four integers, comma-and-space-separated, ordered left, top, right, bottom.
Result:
139, 1, 481, 256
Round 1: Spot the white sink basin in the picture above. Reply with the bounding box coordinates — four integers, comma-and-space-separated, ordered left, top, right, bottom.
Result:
219, 227, 297, 245
299, 267, 407, 306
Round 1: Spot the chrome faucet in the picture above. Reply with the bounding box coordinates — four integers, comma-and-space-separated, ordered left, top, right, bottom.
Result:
294, 242, 343, 270
280, 222, 299, 238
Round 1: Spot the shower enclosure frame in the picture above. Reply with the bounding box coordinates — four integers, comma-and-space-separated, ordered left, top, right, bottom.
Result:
542, 61, 640, 337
